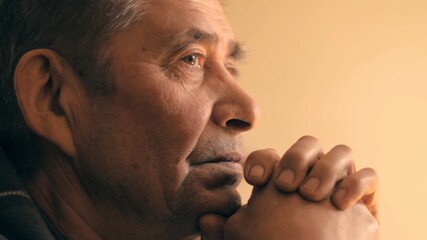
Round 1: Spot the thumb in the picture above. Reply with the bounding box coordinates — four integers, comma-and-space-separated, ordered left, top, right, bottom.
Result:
198, 213, 227, 240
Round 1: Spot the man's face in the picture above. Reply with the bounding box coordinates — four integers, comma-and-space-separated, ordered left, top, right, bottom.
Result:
72, 0, 258, 235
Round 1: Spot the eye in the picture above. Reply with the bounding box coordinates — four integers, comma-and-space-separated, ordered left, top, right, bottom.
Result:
181, 53, 205, 68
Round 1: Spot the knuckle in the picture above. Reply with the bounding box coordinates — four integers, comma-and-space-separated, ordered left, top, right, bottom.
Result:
362, 167, 378, 179
327, 144, 355, 172
283, 149, 311, 166
246, 149, 268, 161
360, 168, 379, 191
246, 149, 279, 165
333, 144, 352, 154
349, 179, 365, 194
311, 159, 332, 174
297, 135, 319, 142
342, 175, 365, 193
356, 168, 379, 184
282, 136, 322, 169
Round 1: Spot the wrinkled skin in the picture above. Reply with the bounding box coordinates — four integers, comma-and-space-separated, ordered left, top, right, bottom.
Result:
12, 0, 379, 239
224, 186, 379, 240
16, 0, 257, 239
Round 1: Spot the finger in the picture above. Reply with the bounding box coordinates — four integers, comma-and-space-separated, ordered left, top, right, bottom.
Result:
244, 149, 280, 186
223, 205, 247, 240
199, 213, 227, 240
331, 167, 379, 218
274, 135, 323, 192
299, 144, 355, 201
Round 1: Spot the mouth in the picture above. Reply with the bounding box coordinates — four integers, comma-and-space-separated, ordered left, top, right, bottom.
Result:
189, 152, 243, 166
187, 152, 243, 190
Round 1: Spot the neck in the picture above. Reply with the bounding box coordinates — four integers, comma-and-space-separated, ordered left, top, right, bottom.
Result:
22, 148, 200, 240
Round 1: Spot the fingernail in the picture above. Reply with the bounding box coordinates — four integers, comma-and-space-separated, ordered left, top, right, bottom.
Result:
278, 168, 295, 185
249, 165, 264, 178
303, 177, 320, 191
334, 189, 346, 200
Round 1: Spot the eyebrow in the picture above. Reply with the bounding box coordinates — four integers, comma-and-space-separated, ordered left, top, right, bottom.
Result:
228, 41, 246, 61
165, 27, 246, 61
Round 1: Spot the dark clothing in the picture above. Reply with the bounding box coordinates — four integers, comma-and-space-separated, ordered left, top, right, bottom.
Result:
0, 147, 57, 240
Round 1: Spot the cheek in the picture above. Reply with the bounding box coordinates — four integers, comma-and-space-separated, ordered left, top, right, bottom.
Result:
71, 90, 215, 220
118, 81, 215, 179
164, 101, 211, 148
141, 83, 213, 156
116, 66, 213, 157
148, 90, 214, 182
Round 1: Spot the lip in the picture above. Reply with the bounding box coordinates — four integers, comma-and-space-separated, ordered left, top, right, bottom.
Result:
190, 152, 243, 166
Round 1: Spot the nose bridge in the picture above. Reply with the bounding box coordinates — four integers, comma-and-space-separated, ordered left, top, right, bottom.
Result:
211, 73, 259, 132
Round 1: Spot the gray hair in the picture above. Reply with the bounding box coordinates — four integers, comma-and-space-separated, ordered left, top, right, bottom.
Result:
0, 0, 151, 173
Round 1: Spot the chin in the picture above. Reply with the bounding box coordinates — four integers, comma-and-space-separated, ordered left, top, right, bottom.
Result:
171, 162, 243, 221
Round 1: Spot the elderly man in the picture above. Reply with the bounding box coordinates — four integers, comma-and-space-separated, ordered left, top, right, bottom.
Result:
0, 0, 378, 239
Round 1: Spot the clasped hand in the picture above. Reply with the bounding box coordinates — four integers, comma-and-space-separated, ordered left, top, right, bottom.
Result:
199, 136, 379, 240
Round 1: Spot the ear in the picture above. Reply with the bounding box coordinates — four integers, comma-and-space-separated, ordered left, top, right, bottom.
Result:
14, 49, 82, 158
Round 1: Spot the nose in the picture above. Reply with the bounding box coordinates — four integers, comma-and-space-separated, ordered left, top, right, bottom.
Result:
212, 82, 259, 133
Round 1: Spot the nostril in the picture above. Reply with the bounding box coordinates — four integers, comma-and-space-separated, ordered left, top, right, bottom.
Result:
226, 119, 251, 130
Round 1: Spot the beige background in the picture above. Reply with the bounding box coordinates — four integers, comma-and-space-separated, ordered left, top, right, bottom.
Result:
224, 0, 427, 239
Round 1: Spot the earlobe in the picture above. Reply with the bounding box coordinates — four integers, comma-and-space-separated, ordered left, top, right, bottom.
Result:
14, 49, 78, 158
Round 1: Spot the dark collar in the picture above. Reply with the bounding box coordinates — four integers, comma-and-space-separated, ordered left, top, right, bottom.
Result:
0, 146, 58, 240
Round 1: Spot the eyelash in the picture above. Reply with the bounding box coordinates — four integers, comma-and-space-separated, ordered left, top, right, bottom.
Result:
180, 52, 206, 68
167, 51, 239, 82
179, 53, 239, 76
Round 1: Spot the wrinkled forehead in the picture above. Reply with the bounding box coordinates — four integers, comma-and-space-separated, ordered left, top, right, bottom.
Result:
147, 0, 227, 23
105, 0, 235, 62
142, 0, 233, 41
